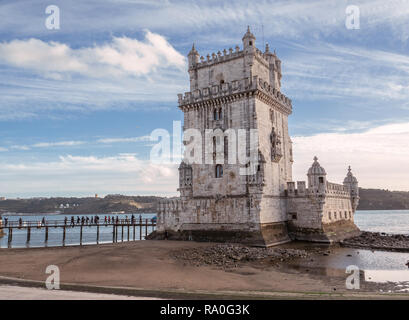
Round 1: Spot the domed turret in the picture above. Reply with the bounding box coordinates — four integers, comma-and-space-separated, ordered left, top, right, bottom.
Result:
242, 26, 256, 50
187, 43, 199, 69
308, 156, 326, 176
343, 166, 359, 198
343, 166, 357, 184
307, 156, 327, 192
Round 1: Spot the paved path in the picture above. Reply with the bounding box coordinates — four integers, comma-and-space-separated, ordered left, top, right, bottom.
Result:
0, 285, 161, 300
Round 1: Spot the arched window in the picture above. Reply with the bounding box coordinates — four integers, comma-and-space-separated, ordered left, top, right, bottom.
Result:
215, 164, 223, 178
213, 108, 222, 121
213, 109, 218, 120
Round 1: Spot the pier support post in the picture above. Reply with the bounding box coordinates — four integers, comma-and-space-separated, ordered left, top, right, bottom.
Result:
145, 219, 148, 238
80, 225, 83, 245
133, 223, 135, 241
121, 225, 124, 242
115, 225, 118, 242
139, 216, 142, 240
127, 224, 130, 241
63, 226, 66, 245
96, 224, 100, 244
112, 224, 115, 243
8, 228, 13, 245
27, 227, 31, 243
45, 226, 49, 242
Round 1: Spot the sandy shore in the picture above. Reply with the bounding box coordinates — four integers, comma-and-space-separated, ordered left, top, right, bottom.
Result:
0, 240, 408, 299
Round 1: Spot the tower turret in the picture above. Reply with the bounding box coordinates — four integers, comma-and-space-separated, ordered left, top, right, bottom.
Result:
264, 43, 282, 90
307, 156, 327, 194
187, 44, 200, 90
242, 26, 256, 51
187, 43, 199, 68
343, 166, 359, 210
178, 161, 193, 199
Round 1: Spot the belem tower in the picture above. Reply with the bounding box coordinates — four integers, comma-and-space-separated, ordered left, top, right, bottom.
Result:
154, 27, 361, 246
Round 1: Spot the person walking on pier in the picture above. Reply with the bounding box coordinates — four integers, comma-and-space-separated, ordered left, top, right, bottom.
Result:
91, 216, 94, 225
77, 216, 80, 225
108, 216, 111, 224
131, 214, 135, 225
18, 217, 23, 228
86, 216, 90, 225
81, 216, 85, 225
64, 216, 68, 225
104, 216, 107, 225
71, 216, 75, 227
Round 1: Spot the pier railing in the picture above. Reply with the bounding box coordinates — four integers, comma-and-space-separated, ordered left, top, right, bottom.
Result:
0, 216, 156, 247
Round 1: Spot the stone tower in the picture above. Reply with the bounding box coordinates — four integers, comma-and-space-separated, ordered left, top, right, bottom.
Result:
157, 27, 294, 246
155, 28, 360, 246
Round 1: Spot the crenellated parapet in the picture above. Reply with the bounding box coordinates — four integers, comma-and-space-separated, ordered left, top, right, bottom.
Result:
191, 46, 276, 71
325, 182, 350, 197
286, 180, 351, 198
193, 46, 243, 70
178, 75, 292, 114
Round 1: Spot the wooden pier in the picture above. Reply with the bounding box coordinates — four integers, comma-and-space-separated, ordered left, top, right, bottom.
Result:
0, 216, 156, 247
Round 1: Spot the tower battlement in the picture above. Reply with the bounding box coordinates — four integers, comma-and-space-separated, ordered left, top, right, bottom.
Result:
178, 75, 292, 111
187, 27, 283, 93
191, 46, 278, 72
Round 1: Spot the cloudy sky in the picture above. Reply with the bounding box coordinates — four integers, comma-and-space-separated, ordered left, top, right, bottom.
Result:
0, 0, 409, 198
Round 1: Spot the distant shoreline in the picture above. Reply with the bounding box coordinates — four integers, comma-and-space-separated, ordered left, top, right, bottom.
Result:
2, 209, 408, 216
1, 212, 156, 216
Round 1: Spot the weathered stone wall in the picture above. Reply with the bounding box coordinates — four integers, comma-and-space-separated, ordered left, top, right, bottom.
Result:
157, 30, 360, 246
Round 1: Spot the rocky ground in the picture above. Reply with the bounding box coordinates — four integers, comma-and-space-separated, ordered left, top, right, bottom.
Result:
342, 231, 409, 252
170, 244, 309, 269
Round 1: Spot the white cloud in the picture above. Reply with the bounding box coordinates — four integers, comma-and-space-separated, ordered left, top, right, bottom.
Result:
10, 145, 30, 150
97, 135, 153, 144
0, 31, 186, 78
284, 43, 409, 103
0, 147, 7, 152
32, 141, 85, 148
292, 121, 409, 191
0, 154, 178, 197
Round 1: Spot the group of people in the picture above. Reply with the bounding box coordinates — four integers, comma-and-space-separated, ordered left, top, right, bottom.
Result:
1, 214, 155, 228
65, 214, 139, 227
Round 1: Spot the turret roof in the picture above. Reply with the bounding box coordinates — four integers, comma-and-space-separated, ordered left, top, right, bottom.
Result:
307, 156, 327, 175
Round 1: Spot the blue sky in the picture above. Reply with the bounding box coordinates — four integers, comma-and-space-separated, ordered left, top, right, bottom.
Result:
1, 0, 409, 197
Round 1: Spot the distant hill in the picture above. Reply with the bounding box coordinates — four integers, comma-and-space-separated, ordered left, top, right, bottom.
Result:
0, 194, 164, 215
0, 188, 408, 215
358, 188, 409, 210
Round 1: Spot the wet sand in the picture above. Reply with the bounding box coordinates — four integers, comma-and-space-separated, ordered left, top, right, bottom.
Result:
0, 240, 408, 299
